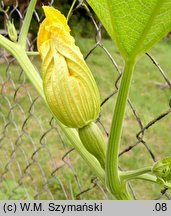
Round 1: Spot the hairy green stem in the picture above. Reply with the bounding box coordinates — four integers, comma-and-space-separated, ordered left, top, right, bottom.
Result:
106, 60, 135, 200
121, 166, 152, 181
18, 0, 37, 49
0, 35, 44, 98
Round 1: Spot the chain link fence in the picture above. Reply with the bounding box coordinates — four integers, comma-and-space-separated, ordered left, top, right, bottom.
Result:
0, 0, 171, 200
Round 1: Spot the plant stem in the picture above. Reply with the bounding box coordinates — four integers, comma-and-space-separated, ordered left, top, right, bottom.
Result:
26, 51, 39, 56
0, 35, 44, 99
120, 166, 152, 181
67, 0, 77, 21
18, 0, 37, 49
106, 60, 135, 200
135, 174, 171, 189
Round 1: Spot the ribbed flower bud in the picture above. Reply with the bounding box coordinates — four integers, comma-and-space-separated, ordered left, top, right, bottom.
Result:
37, 6, 100, 128
6, 19, 17, 42
37, 6, 106, 168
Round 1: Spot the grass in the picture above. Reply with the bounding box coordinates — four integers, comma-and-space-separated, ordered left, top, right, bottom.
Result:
0, 37, 171, 199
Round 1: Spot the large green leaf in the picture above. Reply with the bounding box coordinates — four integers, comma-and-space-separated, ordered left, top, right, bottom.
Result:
86, 0, 171, 61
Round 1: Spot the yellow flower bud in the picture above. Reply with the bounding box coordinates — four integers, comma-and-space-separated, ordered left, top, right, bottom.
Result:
6, 19, 17, 42
37, 6, 100, 128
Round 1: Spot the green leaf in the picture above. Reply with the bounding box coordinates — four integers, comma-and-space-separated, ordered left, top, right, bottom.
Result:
86, 0, 171, 60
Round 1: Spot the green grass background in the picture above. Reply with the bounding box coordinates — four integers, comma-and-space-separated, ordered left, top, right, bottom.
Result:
0, 37, 171, 199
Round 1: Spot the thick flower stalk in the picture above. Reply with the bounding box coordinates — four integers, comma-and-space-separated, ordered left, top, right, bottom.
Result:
37, 6, 106, 168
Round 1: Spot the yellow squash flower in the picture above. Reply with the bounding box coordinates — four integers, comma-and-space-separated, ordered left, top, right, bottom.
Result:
37, 6, 106, 169
37, 6, 100, 128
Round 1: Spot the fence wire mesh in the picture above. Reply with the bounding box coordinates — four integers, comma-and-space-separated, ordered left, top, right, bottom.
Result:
0, 0, 171, 200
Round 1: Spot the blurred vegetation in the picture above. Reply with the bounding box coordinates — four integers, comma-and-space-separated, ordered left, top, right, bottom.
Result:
0, 0, 109, 40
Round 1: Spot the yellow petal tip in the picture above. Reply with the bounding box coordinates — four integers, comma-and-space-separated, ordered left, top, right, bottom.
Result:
42, 6, 70, 32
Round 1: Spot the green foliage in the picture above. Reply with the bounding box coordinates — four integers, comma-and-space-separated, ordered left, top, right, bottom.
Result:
86, 0, 171, 61
152, 157, 171, 185
0, 180, 33, 200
